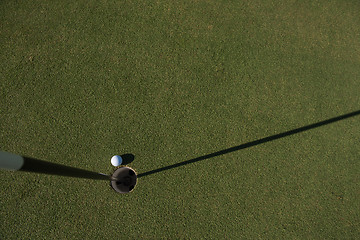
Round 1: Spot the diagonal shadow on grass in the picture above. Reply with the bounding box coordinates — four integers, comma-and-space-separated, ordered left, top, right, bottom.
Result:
137, 110, 360, 178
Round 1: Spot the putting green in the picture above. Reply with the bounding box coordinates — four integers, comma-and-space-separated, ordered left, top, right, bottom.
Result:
1, 0, 359, 238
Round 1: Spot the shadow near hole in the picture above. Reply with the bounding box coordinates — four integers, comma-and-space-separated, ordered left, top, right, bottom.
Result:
121, 154, 135, 165
137, 110, 360, 178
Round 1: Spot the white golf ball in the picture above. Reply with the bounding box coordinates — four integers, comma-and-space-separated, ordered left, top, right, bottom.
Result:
111, 155, 123, 166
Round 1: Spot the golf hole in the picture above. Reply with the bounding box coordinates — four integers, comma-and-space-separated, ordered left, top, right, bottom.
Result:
111, 167, 137, 193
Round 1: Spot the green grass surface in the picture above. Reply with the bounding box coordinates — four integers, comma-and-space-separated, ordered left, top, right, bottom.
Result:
1, 0, 360, 238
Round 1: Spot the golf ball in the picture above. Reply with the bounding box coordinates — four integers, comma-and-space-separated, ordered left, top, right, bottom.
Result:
111, 155, 123, 166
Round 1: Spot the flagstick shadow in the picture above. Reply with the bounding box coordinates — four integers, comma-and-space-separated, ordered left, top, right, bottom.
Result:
137, 110, 360, 178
